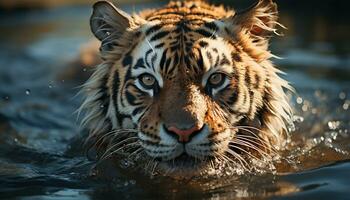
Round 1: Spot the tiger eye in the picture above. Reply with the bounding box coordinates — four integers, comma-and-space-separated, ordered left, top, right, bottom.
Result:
209, 73, 224, 86
140, 74, 155, 87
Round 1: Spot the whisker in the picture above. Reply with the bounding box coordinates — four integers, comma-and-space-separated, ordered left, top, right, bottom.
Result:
228, 142, 263, 161
231, 138, 271, 159
145, 37, 155, 52
95, 129, 137, 142
234, 135, 273, 154
234, 126, 279, 154
225, 149, 251, 172
94, 129, 136, 149
128, 147, 143, 159
100, 141, 140, 162
232, 127, 270, 146
99, 137, 139, 160
151, 161, 159, 176
234, 134, 266, 146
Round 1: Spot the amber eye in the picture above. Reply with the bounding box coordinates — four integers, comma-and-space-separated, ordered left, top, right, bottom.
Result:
139, 74, 156, 89
208, 73, 225, 87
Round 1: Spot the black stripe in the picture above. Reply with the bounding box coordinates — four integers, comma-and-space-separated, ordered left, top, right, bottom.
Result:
122, 54, 132, 67
203, 21, 218, 30
173, 52, 179, 68
231, 52, 242, 62
197, 49, 204, 71
184, 56, 191, 67
195, 29, 216, 39
150, 31, 170, 42
141, 131, 161, 140
151, 54, 157, 72
121, 67, 133, 107
134, 58, 146, 69
248, 90, 254, 116
145, 24, 163, 36
125, 84, 146, 106
159, 49, 167, 70
227, 91, 238, 105
138, 106, 151, 123
144, 49, 153, 69
112, 70, 128, 127
155, 42, 165, 49
213, 54, 220, 68
199, 41, 209, 48
220, 53, 231, 66
164, 57, 172, 73
206, 52, 213, 66
132, 106, 145, 116
254, 74, 260, 89
170, 44, 180, 52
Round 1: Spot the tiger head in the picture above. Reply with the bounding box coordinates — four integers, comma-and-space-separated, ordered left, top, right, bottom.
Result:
81, 0, 293, 176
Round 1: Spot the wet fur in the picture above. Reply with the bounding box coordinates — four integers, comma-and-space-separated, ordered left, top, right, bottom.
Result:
79, 0, 293, 176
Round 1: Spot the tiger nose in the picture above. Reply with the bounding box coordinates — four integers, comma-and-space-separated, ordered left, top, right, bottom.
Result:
166, 124, 203, 143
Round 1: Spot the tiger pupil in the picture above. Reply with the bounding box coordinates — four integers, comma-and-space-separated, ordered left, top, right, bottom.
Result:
141, 75, 155, 86
209, 73, 223, 86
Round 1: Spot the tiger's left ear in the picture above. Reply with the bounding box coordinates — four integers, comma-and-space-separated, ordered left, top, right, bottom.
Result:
225, 0, 279, 38
90, 1, 145, 52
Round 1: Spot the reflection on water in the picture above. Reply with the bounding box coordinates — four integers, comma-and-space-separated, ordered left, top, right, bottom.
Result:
0, 1, 349, 199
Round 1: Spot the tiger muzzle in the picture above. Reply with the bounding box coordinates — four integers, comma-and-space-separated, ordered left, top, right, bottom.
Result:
160, 83, 207, 143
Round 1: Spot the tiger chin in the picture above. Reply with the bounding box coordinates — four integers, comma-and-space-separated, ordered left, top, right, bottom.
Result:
79, 0, 293, 178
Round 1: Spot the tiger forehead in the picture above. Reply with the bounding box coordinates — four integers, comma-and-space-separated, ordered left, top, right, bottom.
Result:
131, 37, 237, 86
128, 1, 239, 80
141, 0, 234, 24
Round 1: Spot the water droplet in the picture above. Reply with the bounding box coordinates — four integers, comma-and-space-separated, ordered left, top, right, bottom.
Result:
302, 104, 308, 112
343, 102, 349, 110
4, 96, 9, 100
48, 84, 53, 89
83, 68, 87, 72
293, 115, 304, 123
339, 92, 346, 100
330, 132, 338, 140
328, 121, 340, 130
120, 159, 130, 169
296, 97, 303, 104
25, 89, 31, 95
61, 79, 65, 83
100, 105, 105, 108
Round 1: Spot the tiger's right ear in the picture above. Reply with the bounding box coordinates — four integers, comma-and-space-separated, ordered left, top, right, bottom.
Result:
90, 1, 134, 51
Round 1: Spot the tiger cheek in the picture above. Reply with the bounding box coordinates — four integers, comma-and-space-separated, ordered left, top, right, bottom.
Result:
140, 106, 161, 137
141, 120, 160, 137
205, 106, 227, 136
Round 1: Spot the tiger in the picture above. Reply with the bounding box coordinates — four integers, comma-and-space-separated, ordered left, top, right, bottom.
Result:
79, 0, 293, 177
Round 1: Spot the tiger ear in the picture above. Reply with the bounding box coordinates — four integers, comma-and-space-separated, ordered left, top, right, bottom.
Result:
90, 1, 134, 51
226, 0, 279, 38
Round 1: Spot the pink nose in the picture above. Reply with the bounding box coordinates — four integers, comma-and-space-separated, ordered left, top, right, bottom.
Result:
167, 124, 203, 143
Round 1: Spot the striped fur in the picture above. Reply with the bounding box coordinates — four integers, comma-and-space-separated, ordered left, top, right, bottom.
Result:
79, 0, 293, 176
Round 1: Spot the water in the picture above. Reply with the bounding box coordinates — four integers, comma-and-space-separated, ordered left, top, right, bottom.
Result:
0, 1, 349, 199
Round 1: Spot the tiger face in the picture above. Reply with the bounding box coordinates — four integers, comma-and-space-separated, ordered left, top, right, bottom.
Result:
81, 0, 293, 175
